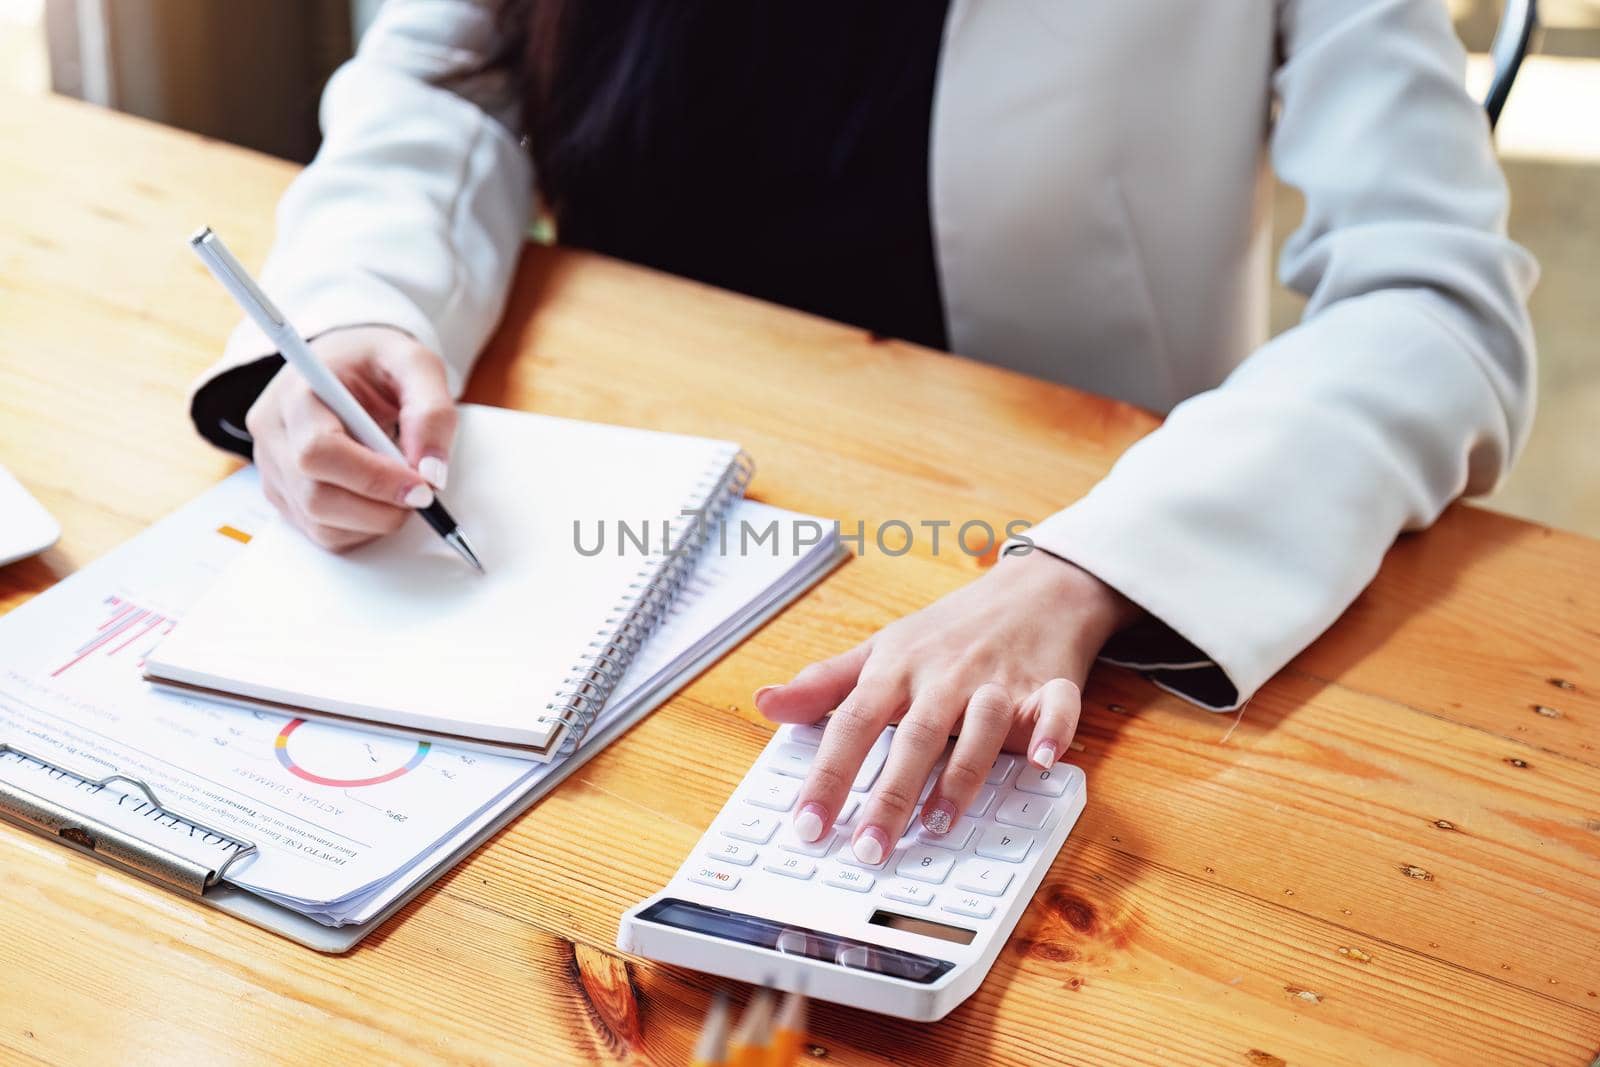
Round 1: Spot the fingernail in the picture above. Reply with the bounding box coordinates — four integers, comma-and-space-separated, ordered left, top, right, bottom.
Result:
1031, 741, 1059, 769
753, 684, 779, 707
921, 800, 956, 835
852, 827, 888, 865
403, 484, 434, 509
794, 804, 827, 843
419, 455, 449, 489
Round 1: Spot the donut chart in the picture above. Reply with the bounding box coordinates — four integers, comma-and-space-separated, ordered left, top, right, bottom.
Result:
274, 718, 430, 788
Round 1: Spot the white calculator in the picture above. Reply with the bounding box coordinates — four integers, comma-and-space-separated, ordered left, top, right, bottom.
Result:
618, 721, 1086, 1021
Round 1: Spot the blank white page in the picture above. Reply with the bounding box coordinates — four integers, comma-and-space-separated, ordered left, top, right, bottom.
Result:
146, 405, 741, 750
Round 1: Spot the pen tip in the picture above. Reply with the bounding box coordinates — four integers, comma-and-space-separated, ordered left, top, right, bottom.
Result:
449, 530, 485, 574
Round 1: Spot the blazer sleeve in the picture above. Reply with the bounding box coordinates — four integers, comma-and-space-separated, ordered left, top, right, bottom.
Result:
189, 0, 533, 456
1022, 0, 1538, 709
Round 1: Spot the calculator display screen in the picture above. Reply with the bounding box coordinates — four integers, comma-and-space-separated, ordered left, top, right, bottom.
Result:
637, 899, 956, 984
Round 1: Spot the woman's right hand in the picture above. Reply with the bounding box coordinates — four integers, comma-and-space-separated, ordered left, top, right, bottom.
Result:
245, 325, 458, 551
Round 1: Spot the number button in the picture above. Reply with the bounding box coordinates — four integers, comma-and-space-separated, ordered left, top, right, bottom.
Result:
913, 815, 977, 850
852, 730, 893, 791
824, 865, 875, 893
1014, 766, 1070, 797
985, 755, 1018, 786
975, 827, 1034, 863
954, 857, 1013, 896
766, 742, 815, 778
778, 827, 836, 857
787, 723, 827, 746
690, 865, 741, 891
943, 894, 995, 920
895, 847, 955, 884
745, 773, 801, 811
834, 844, 890, 871
723, 809, 779, 844
994, 792, 1057, 830
764, 855, 816, 880
835, 795, 861, 827
965, 785, 997, 818
706, 840, 757, 867
882, 880, 935, 907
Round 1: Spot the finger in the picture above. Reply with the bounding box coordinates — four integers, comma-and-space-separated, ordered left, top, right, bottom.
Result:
755, 643, 871, 724
1026, 678, 1081, 768
791, 675, 905, 844
282, 386, 433, 508
297, 481, 412, 537
922, 683, 1013, 834
379, 345, 457, 485
855, 685, 965, 863
304, 521, 379, 553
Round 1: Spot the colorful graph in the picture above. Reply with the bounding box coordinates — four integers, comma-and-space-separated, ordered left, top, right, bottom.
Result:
274, 718, 430, 788
52, 595, 176, 677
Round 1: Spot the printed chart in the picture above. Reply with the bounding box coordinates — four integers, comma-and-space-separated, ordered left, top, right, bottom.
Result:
274, 718, 431, 789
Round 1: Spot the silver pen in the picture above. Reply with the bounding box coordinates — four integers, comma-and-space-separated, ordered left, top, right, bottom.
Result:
189, 226, 483, 572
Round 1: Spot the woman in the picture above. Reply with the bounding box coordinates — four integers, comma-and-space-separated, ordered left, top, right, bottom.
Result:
191, 0, 1535, 862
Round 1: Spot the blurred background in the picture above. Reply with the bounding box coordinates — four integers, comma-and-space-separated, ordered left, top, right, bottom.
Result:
2, 0, 1595, 536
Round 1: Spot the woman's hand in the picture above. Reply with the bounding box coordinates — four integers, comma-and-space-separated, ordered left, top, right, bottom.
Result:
755, 550, 1139, 863
245, 326, 457, 551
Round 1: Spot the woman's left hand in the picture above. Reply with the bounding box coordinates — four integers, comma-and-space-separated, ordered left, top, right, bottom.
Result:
755, 549, 1138, 863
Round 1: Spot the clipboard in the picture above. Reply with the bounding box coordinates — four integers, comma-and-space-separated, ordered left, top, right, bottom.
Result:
0, 563, 841, 953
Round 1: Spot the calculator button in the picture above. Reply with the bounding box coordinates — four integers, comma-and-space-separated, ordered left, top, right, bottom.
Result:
746, 773, 801, 811
765, 856, 816, 880
723, 810, 779, 844
824, 865, 875, 893
954, 857, 1013, 896
965, 785, 997, 818
944, 895, 995, 920
895, 847, 955, 884
1014, 766, 1070, 797
994, 793, 1056, 830
985, 755, 1018, 786
833, 844, 890, 871
779, 828, 836, 857
975, 827, 1034, 863
706, 840, 758, 867
766, 742, 815, 778
787, 723, 827, 747
852, 731, 893, 791
690, 864, 741, 891
882, 880, 935, 907
917, 762, 947, 803
913, 816, 977, 851
835, 795, 861, 827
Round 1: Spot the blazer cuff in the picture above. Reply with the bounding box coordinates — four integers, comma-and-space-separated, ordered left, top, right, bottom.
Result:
1007, 500, 1268, 712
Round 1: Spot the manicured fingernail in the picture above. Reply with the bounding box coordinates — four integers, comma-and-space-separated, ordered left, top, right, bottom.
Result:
403, 484, 434, 509
1031, 741, 1059, 769
921, 800, 956, 835
794, 804, 827, 843
852, 827, 888, 865
753, 684, 779, 707
419, 455, 449, 489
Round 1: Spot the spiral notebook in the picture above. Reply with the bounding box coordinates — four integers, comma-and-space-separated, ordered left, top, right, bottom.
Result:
143, 404, 752, 761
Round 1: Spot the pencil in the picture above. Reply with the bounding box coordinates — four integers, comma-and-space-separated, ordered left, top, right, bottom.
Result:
768, 990, 807, 1066
690, 992, 731, 1067
727, 990, 775, 1067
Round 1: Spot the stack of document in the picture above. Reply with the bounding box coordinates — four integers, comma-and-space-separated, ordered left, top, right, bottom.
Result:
0, 469, 842, 929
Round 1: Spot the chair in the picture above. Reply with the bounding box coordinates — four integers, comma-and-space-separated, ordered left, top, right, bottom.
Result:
1485, 0, 1539, 129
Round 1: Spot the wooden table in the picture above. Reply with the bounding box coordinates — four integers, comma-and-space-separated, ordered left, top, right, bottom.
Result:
2, 92, 1597, 1067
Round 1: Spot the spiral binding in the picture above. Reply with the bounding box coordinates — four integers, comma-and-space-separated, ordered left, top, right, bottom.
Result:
540, 448, 755, 757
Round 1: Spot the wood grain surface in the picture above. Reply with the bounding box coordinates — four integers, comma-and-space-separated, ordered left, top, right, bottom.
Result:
1, 92, 1596, 1067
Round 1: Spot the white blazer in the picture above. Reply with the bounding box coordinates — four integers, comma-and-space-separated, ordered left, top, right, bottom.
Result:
205, 0, 1537, 710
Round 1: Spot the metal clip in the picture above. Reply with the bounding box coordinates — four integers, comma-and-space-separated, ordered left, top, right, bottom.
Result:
0, 742, 258, 897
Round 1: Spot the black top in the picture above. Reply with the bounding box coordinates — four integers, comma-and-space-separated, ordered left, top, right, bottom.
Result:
193, 3, 951, 449
554, 1, 951, 351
